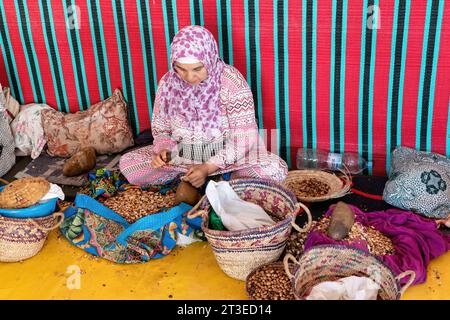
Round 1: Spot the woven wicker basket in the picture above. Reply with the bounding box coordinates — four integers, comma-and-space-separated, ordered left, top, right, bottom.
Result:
283, 169, 351, 202
188, 178, 312, 281
0, 211, 64, 262
283, 245, 415, 300
0, 177, 50, 209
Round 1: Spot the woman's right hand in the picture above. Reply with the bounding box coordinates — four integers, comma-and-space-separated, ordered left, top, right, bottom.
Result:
151, 149, 170, 168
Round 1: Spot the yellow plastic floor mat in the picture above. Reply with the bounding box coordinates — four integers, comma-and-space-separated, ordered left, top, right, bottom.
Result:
0, 230, 448, 300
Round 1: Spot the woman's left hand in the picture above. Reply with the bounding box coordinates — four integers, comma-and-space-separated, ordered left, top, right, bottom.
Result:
182, 163, 219, 188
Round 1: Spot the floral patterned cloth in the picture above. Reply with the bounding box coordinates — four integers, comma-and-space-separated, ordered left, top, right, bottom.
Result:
41, 89, 134, 158
10, 103, 52, 159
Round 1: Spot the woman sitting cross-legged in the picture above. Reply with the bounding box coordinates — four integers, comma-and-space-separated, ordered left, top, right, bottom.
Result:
119, 25, 287, 188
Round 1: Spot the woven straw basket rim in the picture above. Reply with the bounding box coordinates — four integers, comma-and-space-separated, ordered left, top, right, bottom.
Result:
0, 177, 50, 209
283, 169, 352, 202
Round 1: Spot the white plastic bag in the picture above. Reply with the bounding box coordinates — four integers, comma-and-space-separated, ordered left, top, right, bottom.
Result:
205, 181, 275, 231
40, 183, 65, 202
306, 276, 380, 300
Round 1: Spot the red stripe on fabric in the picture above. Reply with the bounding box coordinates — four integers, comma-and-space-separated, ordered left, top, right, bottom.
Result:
288, 0, 303, 167
99, 2, 122, 104
258, 1, 276, 153
202, 0, 219, 47
315, 0, 332, 156
176, 0, 191, 30
0, 46, 10, 87
76, 1, 100, 105
26, 4, 56, 107
3, 2, 34, 104
125, 1, 150, 133
343, 1, 363, 155
371, 0, 395, 176
401, 1, 427, 149
148, 2, 169, 83
51, 1, 79, 112
431, 2, 450, 155
230, 1, 246, 77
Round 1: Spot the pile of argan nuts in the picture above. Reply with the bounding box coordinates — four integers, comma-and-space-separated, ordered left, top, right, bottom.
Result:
314, 217, 395, 256
103, 188, 176, 223
247, 264, 295, 300
285, 221, 318, 258
290, 178, 331, 198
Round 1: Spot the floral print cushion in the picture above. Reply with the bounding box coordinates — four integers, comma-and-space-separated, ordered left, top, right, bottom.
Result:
41, 89, 134, 158
383, 146, 450, 219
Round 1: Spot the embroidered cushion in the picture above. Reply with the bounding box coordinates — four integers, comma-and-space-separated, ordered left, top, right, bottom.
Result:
383, 146, 450, 219
41, 89, 134, 157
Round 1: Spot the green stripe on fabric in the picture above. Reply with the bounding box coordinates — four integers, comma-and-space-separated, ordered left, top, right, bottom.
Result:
367, 0, 378, 175
162, 0, 172, 69
273, 0, 281, 155
311, 0, 317, 150
416, 0, 433, 150
14, 0, 41, 102
63, 1, 83, 109
301, 0, 307, 148
88, 0, 111, 100
199, 0, 204, 26
72, 1, 89, 106
330, 0, 337, 153
0, 0, 23, 102
427, 0, 444, 151
340, 0, 347, 153
137, 0, 158, 118
216, 0, 224, 60
283, 0, 291, 167
226, 0, 233, 66
39, 0, 64, 110
255, 0, 263, 130
112, 0, 139, 133
358, 0, 369, 157
189, 0, 195, 25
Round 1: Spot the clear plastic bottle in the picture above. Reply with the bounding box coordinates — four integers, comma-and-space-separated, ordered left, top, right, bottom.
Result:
296, 148, 370, 174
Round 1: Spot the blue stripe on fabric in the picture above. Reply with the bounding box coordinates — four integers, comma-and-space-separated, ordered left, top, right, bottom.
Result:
367, 0, 379, 175
216, 0, 224, 60
274, 0, 281, 156
189, 0, 195, 25
172, 0, 179, 34
244, 0, 251, 87
311, 0, 317, 150
199, 0, 204, 26
330, 0, 337, 153
226, 0, 233, 66
283, 0, 291, 167
416, 0, 433, 150
447, 101, 450, 157
0, 0, 23, 102
301, 0, 307, 148
162, 0, 172, 69
358, 0, 368, 157
427, 0, 444, 151
340, 0, 348, 154
386, 0, 399, 173
255, 0, 263, 130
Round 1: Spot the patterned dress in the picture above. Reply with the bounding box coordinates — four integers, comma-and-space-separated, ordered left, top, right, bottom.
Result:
119, 65, 288, 186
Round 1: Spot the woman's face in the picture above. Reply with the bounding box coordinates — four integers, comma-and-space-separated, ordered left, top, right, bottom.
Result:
174, 62, 208, 85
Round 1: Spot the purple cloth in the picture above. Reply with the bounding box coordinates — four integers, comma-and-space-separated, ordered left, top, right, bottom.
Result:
158, 25, 225, 139
304, 205, 450, 285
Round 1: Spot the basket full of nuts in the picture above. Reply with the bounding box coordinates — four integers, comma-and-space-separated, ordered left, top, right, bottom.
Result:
187, 178, 313, 281
283, 245, 416, 300
246, 262, 295, 300
283, 169, 352, 202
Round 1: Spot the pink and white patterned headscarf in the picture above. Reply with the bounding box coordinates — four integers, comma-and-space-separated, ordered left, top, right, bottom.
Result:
158, 25, 225, 139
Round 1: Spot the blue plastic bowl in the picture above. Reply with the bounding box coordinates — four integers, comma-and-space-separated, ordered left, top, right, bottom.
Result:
0, 185, 58, 218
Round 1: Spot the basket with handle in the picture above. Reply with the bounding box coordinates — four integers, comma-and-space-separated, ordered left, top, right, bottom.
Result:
283, 245, 416, 300
188, 178, 312, 281
0, 211, 64, 262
